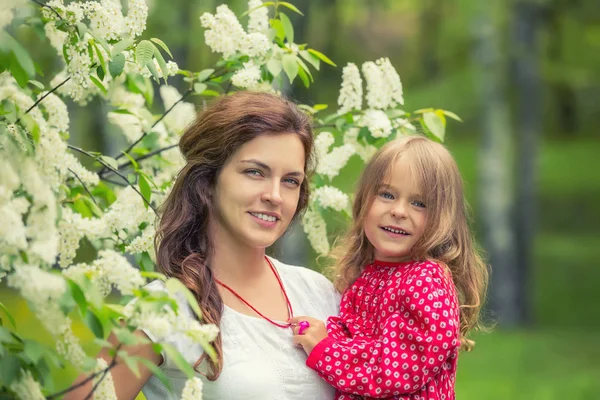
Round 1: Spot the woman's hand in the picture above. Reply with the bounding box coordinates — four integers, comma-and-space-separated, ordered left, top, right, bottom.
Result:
289, 316, 328, 356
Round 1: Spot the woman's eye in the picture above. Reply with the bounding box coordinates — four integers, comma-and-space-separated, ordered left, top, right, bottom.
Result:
245, 169, 263, 177
379, 191, 394, 200
283, 177, 300, 186
412, 200, 426, 208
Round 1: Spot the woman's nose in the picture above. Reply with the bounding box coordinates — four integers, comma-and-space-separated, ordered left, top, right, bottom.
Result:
261, 181, 283, 205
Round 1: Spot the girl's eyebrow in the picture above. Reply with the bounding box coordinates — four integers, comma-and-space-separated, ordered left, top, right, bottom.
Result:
378, 183, 423, 198
239, 159, 304, 178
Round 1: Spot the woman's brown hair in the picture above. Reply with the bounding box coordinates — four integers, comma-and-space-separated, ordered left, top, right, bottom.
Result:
330, 135, 489, 350
155, 91, 315, 379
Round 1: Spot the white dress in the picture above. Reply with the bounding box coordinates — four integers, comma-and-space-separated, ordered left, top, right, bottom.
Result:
141, 257, 340, 400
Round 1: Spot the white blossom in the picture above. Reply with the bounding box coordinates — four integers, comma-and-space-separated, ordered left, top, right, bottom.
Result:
181, 377, 204, 400
231, 61, 262, 89
126, 224, 155, 254
362, 58, 404, 109
338, 63, 362, 113
314, 186, 349, 212
302, 208, 330, 255
247, 0, 269, 34
39, 91, 69, 132
84, 0, 125, 41
343, 127, 377, 162
108, 112, 144, 143
316, 143, 356, 181
93, 358, 118, 400
359, 109, 393, 138
56, 324, 89, 369
0, 0, 26, 30
159, 85, 196, 134
124, 0, 148, 38
44, 22, 68, 53
314, 131, 335, 161
9, 370, 45, 400
241, 32, 271, 59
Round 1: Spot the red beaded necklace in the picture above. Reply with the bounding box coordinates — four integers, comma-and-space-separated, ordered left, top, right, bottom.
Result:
215, 257, 293, 329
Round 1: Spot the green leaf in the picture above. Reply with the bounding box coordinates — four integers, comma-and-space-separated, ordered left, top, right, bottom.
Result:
165, 278, 202, 320
270, 19, 285, 41
9, 52, 29, 88
99, 155, 119, 171
423, 112, 445, 142
150, 38, 173, 58
0, 326, 16, 343
0, 353, 21, 385
282, 54, 298, 82
76, 22, 88, 38
440, 109, 463, 122
193, 83, 207, 94
299, 50, 320, 70
145, 59, 161, 83
2, 32, 35, 77
313, 104, 328, 111
0, 303, 15, 329
135, 40, 154, 67
202, 89, 220, 97
295, 57, 313, 81
197, 68, 215, 82
121, 151, 139, 170
85, 310, 105, 338
297, 64, 309, 88
266, 59, 282, 77
139, 174, 152, 207
89, 75, 107, 94
67, 279, 88, 316
138, 357, 173, 392
162, 343, 195, 378
119, 351, 141, 377
141, 270, 165, 281
111, 38, 135, 57
109, 53, 125, 78
23, 340, 47, 365
279, 12, 294, 44
307, 48, 336, 67
153, 45, 169, 84
93, 42, 107, 77
28, 80, 44, 90
278, 1, 304, 15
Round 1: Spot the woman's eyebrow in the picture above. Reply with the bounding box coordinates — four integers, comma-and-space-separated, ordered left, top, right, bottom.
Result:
240, 159, 304, 177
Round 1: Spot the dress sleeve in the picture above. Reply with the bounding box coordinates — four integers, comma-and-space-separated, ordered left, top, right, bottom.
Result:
306, 268, 460, 398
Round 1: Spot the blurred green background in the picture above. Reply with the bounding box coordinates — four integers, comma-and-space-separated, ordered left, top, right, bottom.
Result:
2, 0, 599, 398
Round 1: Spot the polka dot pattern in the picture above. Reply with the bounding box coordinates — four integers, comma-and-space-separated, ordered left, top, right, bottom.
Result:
306, 261, 460, 400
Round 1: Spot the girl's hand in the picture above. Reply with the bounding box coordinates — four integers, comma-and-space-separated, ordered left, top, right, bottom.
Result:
289, 316, 328, 356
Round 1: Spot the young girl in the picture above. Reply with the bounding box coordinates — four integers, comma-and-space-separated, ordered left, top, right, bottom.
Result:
291, 135, 488, 400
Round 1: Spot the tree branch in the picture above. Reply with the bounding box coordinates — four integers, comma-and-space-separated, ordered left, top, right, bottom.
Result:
31, 0, 64, 21
101, 176, 163, 194
68, 145, 158, 214
101, 143, 179, 177
27, 77, 71, 114
69, 168, 99, 206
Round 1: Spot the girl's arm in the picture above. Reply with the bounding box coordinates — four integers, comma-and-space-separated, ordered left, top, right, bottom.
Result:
305, 270, 460, 398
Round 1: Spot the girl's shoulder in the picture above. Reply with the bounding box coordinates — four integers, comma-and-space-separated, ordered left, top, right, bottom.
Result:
403, 259, 453, 286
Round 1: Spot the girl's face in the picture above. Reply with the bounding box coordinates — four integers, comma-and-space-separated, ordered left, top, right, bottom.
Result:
363, 156, 428, 262
210, 133, 306, 251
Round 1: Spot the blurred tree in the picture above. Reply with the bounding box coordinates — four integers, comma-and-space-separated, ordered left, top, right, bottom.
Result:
472, 0, 520, 326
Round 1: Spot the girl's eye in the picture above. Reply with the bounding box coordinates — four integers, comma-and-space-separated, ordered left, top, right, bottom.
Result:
379, 191, 394, 200
412, 200, 426, 208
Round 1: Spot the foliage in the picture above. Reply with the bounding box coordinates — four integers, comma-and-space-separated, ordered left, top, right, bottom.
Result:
0, 0, 458, 398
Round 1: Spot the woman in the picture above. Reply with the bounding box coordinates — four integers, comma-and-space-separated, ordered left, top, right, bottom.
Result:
66, 92, 339, 399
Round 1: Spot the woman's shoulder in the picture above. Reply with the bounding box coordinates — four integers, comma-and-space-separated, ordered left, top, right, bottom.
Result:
270, 257, 334, 289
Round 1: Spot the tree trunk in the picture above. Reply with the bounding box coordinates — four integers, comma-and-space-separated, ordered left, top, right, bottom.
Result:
512, 0, 542, 325
472, 1, 520, 326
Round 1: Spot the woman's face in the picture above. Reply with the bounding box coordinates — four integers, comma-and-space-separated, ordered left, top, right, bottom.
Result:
211, 133, 306, 250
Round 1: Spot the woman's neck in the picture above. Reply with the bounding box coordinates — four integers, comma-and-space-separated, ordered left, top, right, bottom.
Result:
210, 246, 268, 284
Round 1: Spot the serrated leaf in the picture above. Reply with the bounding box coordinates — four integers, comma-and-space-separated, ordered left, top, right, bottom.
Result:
162, 343, 195, 378
197, 68, 215, 82
307, 48, 336, 67
111, 38, 134, 57
278, 1, 304, 15
423, 112, 445, 141
135, 40, 154, 67
165, 278, 202, 320
89, 75, 107, 94
282, 54, 298, 82
150, 38, 173, 58
299, 50, 320, 70
266, 59, 282, 77
99, 155, 119, 171
279, 12, 294, 44
109, 53, 125, 78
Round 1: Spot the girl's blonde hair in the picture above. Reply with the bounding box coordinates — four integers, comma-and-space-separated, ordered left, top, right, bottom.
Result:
330, 135, 489, 350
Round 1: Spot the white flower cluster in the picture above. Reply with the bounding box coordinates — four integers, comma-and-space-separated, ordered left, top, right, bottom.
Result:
85, 0, 125, 41
247, 0, 269, 34
104, 186, 155, 236
362, 57, 404, 109
231, 61, 262, 89
8, 370, 45, 400
64, 249, 145, 296
125, 224, 155, 254
313, 186, 349, 212
358, 109, 392, 138
159, 85, 196, 134
56, 324, 89, 369
302, 208, 330, 255
314, 132, 356, 181
93, 358, 118, 400
343, 127, 377, 162
338, 63, 362, 114
0, 0, 27, 30
182, 377, 204, 400
200, 5, 270, 60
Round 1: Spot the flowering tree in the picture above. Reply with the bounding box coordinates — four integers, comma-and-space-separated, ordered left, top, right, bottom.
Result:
0, 0, 458, 398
